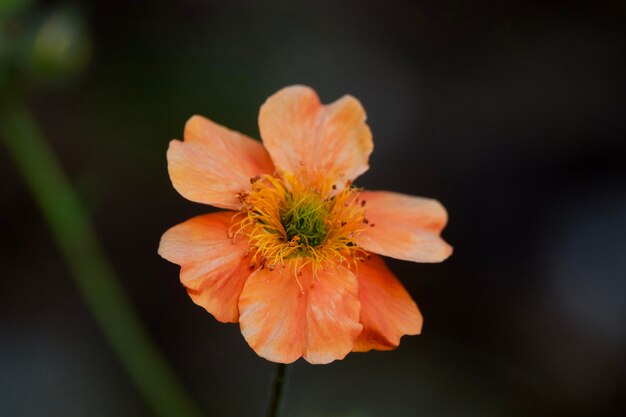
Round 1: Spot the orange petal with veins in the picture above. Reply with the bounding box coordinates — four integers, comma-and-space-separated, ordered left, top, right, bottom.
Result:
258, 85, 373, 185
353, 255, 423, 352
158, 211, 252, 323
356, 190, 453, 263
238, 263, 362, 364
167, 115, 274, 209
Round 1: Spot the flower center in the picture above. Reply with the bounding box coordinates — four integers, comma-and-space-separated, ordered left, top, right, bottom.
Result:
281, 189, 329, 248
232, 173, 367, 274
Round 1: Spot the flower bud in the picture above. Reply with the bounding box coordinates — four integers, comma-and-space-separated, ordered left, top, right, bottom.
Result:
24, 6, 91, 84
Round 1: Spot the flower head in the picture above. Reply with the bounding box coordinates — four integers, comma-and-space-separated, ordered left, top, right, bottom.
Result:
159, 86, 452, 364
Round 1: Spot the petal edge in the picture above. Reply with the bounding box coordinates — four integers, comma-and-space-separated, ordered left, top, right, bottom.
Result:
258, 85, 373, 185
167, 115, 274, 209
238, 263, 362, 364
158, 211, 251, 323
356, 190, 453, 263
353, 255, 423, 352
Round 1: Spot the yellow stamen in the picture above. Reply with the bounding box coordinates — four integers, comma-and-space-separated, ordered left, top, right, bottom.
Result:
231, 172, 368, 277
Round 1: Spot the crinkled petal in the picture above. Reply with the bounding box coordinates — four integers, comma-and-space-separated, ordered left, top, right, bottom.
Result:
353, 255, 423, 352
158, 211, 251, 323
238, 263, 362, 364
356, 190, 453, 263
167, 115, 274, 209
258, 85, 373, 185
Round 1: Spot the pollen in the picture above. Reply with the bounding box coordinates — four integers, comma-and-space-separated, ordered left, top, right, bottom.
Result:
231, 172, 367, 276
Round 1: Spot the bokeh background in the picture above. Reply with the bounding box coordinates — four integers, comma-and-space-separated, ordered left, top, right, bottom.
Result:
2, 1, 625, 416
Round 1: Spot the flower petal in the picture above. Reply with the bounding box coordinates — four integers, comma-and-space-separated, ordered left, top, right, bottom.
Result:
353, 255, 423, 352
238, 263, 362, 364
158, 211, 251, 323
356, 191, 453, 263
167, 115, 274, 209
258, 85, 373, 184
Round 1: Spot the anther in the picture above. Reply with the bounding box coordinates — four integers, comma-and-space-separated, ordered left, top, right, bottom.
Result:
236, 190, 249, 202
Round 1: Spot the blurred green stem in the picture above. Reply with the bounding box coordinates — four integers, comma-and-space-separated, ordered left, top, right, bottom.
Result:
0, 99, 204, 417
266, 363, 288, 417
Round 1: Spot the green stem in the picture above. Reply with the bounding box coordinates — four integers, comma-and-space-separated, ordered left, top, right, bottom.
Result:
0, 100, 204, 417
266, 363, 288, 417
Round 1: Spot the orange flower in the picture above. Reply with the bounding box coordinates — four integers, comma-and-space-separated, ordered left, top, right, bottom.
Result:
159, 86, 452, 364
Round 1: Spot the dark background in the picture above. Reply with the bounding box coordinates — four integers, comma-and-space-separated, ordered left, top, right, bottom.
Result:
2, 1, 625, 416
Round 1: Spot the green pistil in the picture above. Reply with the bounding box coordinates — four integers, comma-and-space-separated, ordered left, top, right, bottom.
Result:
280, 191, 330, 247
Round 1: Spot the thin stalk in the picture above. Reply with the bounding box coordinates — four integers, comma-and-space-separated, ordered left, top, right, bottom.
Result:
266, 363, 288, 417
0, 100, 204, 417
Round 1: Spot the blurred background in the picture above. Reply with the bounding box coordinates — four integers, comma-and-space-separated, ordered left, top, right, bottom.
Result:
1, 0, 625, 416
